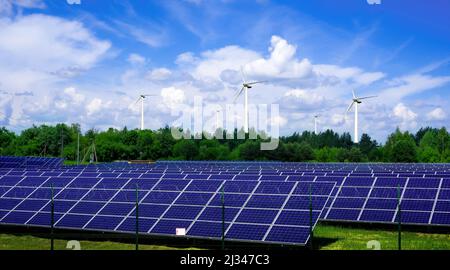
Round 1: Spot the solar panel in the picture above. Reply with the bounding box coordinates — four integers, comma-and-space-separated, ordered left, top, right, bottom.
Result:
3, 158, 450, 246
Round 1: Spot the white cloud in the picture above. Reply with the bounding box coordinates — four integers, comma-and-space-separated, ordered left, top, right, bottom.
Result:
161, 87, 185, 110
379, 74, 450, 104
86, 98, 111, 116
147, 68, 172, 80
427, 108, 447, 121
0, 14, 111, 90
244, 35, 313, 79
0, 0, 45, 16
193, 46, 260, 80
314, 64, 384, 85
269, 115, 287, 127
127, 53, 146, 65
393, 103, 417, 129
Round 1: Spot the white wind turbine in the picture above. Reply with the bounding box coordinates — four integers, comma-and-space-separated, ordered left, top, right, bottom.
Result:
234, 67, 267, 133
314, 115, 320, 135
135, 94, 156, 130
346, 90, 377, 143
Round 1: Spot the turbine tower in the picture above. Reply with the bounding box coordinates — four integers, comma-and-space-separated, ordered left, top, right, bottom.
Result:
234, 67, 267, 133
136, 94, 156, 130
314, 115, 320, 135
346, 90, 377, 143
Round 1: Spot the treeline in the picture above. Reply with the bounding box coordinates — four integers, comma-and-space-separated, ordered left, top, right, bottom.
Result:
0, 124, 449, 163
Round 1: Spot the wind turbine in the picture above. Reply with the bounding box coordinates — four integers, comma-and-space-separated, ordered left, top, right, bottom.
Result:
135, 94, 156, 130
314, 115, 320, 135
215, 109, 221, 130
346, 90, 377, 143
234, 67, 267, 133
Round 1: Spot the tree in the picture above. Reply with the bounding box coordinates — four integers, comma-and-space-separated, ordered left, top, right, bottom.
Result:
348, 147, 365, 162
359, 133, 377, 155
384, 128, 417, 162
391, 140, 417, 162
173, 139, 198, 160
418, 146, 441, 163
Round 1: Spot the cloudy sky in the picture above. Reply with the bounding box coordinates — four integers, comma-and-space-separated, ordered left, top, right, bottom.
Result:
0, 0, 449, 142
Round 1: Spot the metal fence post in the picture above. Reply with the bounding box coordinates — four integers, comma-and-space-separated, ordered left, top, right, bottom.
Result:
50, 184, 54, 251
136, 184, 139, 251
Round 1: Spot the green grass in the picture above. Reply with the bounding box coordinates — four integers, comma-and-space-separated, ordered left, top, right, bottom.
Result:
1, 224, 450, 250
0, 234, 200, 250
314, 224, 450, 250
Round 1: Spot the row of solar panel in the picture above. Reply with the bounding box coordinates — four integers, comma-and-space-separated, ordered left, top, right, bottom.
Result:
2, 175, 450, 190
0, 179, 336, 245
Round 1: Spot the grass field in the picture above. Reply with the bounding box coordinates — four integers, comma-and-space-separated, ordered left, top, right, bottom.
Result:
1, 224, 450, 250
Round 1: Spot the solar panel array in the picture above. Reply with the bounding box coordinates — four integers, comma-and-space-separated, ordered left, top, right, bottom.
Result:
0, 160, 336, 246
1, 158, 450, 247
0, 156, 63, 169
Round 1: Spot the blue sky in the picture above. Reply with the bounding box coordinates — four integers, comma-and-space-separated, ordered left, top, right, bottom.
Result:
0, 0, 449, 143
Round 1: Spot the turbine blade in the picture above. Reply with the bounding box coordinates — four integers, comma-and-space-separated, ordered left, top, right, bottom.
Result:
352, 89, 357, 99
240, 66, 247, 84
357, 95, 377, 100
134, 97, 142, 105
233, 86, 245, 103
346, 101, 355, 113
247, 80, 268, 85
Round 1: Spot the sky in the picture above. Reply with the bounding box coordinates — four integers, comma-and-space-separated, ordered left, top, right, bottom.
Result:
0, 0, 449, 143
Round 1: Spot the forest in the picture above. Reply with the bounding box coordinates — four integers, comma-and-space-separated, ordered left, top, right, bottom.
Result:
0, 124, 449, 163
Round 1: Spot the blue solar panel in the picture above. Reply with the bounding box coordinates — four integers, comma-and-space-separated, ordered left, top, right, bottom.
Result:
338, 187, 370, 197
407, 178, 441, 188
55, 214, 92, 228
365, 198, 398, 210
117, 217, 156, 232
153, 180, 189, 191
151, 219, 192, 234
85, 215, 124, 230
438, 189, 450, 199
185, 180, 222, 192
112, 190, 147, 202
188, 221, 230, 238
209, 193, 249, 207
431, 212, 450, 225
255, 182, 295, 194
344, 177, 375, 186
1, 211, 35, 224
265, 226, 310, 244
395, 211, 430, 224
359, 210, 395, 222
27, 212, 63, 226
222, 181, 257, 193
198, 207, 240, 222
403, 189, 437, 200
142, 191, 179, 204
245, 195, 286, 209
131, 204, 168, 218
174, 192, 213, 205
0, 198, 22, 210
226, 223, 269, 241
326, 208, 360, 220
163, 205, 203, 219
284, 196, 328, 211
4, 187, 35, 198
276, 210, 320, 226
235, 209, 278, 224
401, 200, 434, 211
16, 199, 48, 211
435, 201, 450, 212
99, 203, 134, 216
83, 190, 116, 201
70, 201, 105, 214
332, 197, 366, 209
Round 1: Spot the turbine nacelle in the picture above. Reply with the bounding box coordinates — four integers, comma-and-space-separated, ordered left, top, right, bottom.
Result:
346, 90, 377, 143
